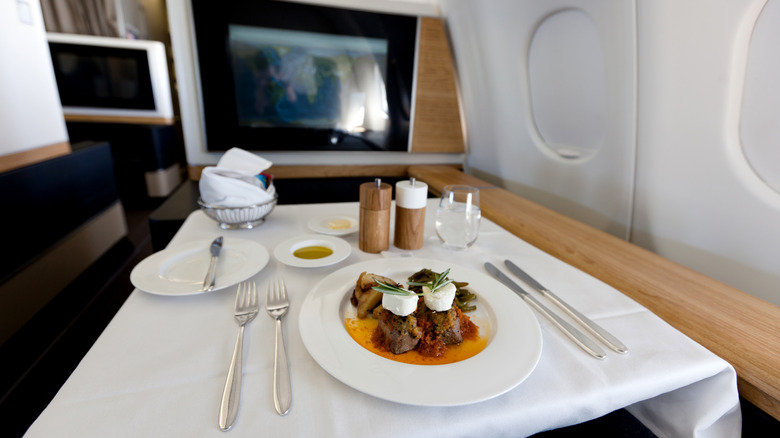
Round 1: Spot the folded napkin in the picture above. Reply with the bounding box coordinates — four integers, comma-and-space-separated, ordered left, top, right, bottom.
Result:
199, 148, 276, 207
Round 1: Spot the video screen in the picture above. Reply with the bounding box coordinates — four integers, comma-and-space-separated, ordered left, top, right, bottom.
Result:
50, 43, 154, 110
228, 25, 390, 139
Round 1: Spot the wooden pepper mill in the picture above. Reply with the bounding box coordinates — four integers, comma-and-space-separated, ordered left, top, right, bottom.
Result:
394, 178, 428, 250
359, 178, 392, 253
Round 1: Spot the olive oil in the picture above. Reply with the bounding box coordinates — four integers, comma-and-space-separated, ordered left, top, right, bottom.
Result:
293, 245, 333, 259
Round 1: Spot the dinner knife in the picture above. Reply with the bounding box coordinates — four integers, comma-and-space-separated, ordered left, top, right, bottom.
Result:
203, 236, 223, 291
484, 262, 606, 359
504, 260, 628, 354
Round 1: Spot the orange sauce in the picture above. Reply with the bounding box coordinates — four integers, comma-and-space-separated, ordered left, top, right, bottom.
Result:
344, 317, 488, 365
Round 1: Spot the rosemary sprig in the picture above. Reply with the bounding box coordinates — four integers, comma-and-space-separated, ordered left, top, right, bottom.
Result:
371, 280, 423, 296
407, 268, 454, 292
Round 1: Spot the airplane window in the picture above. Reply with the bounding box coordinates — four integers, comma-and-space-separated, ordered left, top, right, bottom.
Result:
740, 0, 780, 193
528, 9, 605, 161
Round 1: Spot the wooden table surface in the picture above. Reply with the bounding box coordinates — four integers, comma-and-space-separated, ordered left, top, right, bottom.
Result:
409, 165, 780, 420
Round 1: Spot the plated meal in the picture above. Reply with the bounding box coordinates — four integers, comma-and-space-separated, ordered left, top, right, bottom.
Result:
345, 268, 487, 365
299, 258, 543, 406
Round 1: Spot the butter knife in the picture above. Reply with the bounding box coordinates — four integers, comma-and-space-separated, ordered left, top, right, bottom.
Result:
203, 236, 223, 291
505, 260, 628, 354
485, 262, 606, 359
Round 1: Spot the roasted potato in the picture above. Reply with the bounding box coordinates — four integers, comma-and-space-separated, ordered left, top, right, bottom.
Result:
354, 272, 400, 318
357, 289, 383, 318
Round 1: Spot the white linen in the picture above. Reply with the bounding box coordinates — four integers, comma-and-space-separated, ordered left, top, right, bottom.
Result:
199, 148, 274, 207
216, 147, 272, 175
24, 200, 741, 438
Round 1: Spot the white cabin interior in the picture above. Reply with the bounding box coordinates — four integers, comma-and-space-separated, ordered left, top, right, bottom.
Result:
1, 0, 778, 435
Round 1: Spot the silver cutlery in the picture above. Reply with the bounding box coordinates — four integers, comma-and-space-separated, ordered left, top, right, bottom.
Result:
203, 236, 223, 291
485, 262, 606, 359
504, 259, 628, 354
266, 277, 292, 416
219, 281, 259, 431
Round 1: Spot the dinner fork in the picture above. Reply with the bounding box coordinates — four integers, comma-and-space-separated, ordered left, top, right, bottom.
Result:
219, 281, 259, 431
266, 277, 292, 416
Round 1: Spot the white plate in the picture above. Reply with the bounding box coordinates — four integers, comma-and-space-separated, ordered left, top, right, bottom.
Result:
307, 215, 358, 236
130, 238, 269, 296
273, 235, 352, 268
299, 258, 543, 406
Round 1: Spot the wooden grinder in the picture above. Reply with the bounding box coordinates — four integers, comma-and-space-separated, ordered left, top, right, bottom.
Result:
394, 178, 428, 250
359, 178, 392, 253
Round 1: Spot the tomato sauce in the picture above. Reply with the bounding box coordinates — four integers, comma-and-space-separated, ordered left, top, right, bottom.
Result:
344, 311, 487, 365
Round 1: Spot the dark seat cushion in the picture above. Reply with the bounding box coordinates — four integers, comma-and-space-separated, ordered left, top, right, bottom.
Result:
0, 141, 119, 282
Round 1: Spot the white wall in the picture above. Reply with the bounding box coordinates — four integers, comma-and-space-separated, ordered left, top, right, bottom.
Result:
630, 0, 780, 305
0, 0, 68, 158
439, 0, 780, 306
440, 0, 638, 240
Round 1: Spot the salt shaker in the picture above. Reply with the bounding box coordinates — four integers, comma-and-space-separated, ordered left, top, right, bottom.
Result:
359, 178, 392, 253
394, 178, 428, 250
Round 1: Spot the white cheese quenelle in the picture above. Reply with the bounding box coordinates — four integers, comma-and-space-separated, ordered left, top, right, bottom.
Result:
382, 292, 418, 316
423, 282, 457, 312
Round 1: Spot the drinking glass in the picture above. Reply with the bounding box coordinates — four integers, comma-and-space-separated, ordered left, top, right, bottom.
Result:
435, 185, 481, 250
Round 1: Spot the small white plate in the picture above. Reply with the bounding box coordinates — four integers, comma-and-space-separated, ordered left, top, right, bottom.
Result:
299, 258, 543, 406
273, 235, 352, 268
308, 215, 358, 236
130, 238, 269, 295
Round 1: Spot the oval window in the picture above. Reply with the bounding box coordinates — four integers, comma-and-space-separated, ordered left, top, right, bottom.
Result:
740, 0, 780, 193
528, 9, 606, 160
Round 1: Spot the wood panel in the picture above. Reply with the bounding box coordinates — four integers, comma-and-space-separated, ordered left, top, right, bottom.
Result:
0, 141, 71, 174
410, 18, 466, 154
188, 163, 461, 181
64, 114, 175, 126
408, 165, 780, 420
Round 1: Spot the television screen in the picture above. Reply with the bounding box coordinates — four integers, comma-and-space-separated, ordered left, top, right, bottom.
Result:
50, 43, 155, 110
229, 25, 389, 133
191, 0, 417, 152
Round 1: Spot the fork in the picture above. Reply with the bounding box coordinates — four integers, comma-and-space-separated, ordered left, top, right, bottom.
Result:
266, 277, 292, 416
219, 281, 259, 431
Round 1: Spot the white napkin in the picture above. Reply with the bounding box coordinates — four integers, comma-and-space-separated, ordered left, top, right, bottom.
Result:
199, 148, 275, 207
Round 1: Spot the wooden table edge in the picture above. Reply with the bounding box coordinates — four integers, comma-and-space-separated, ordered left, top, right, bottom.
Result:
408, 165, 780, 420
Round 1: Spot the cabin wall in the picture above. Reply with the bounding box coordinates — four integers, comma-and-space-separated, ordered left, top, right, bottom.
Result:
440, 0, 780, 306
630, 0, 780, 306
0, 0, 69, 167
440, 0, 637, 241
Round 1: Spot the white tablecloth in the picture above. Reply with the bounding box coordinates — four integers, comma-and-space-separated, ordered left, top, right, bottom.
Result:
25, 200, 741, 437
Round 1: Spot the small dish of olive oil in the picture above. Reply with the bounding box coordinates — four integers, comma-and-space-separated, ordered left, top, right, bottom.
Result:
274, 235, 352, 268
293, 245, 334, 259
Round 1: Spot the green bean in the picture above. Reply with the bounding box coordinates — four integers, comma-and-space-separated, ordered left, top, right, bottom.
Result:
409, 268, 477, 312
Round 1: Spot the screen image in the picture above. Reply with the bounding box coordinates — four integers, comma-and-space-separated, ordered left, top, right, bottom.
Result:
191, 0, 416, 152
229, 25, 389, 141
50, 43, 154, 110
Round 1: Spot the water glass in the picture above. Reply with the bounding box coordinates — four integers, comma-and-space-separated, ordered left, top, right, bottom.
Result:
435, 185, 481, 250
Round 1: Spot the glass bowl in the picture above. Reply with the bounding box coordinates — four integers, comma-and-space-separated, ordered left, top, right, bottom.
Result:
198, 194, 278, 229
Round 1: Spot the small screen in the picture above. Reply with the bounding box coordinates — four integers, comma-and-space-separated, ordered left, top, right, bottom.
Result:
50, 43, 155, 110
229, 25, 389, 142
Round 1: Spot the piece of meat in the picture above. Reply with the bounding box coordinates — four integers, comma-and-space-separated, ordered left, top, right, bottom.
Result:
375, 308, 422, 354
429, 307, 463, 345
417, 304, 463, 350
